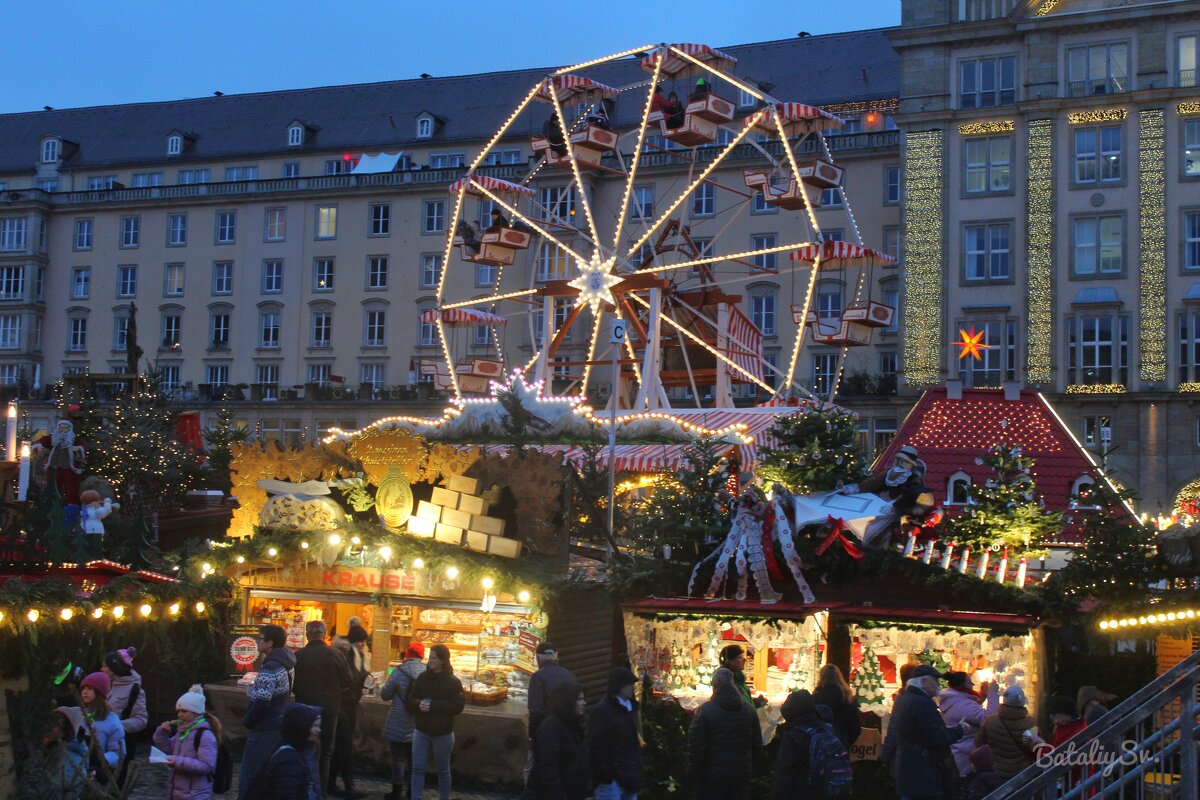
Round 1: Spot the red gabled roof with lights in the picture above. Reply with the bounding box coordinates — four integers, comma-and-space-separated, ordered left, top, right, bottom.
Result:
874, 387, 1100, 517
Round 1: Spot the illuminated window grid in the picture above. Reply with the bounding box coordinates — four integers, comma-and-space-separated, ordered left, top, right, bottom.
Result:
1025, 119, 1055, 384
1139, 109, 1167, 383
902, 130, 945, 385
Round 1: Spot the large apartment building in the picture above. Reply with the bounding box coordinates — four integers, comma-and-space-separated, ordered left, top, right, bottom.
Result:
891, 0, 1200, 511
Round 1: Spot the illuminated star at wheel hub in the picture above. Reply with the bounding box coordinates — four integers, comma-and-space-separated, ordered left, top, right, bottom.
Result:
568, 252, 621, 311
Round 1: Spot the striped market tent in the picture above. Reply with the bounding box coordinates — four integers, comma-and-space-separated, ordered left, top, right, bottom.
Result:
789, 241, 896, 268
723, 306, 765, 383
447, 175, 535, 198
420, 308, 508, 326
535, 75, 619, 104
639, 43, 738, 78
748, 102, 845, 137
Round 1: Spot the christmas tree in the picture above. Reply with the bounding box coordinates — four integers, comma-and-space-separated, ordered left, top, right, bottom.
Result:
852, 643, 886, 707
915, 648, 952, 674
949, 444, 1060, 557
784, 649, 813, 693
758, 408, 870, 493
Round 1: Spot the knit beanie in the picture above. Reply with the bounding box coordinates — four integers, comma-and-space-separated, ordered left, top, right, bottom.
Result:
104, 648, 135, 678
347, 624, 370, 644
80, 672, 110, 698
1002, 685, 1027, 707
176, 684, 206, 714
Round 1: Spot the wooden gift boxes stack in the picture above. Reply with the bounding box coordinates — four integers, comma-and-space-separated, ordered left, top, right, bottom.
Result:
406, 475, 521, 558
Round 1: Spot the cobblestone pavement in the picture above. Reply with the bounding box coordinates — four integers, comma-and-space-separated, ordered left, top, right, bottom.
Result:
128, 762, 521, 799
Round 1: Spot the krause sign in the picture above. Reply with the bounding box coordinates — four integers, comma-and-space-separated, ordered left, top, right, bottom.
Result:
247, 566, 420, 596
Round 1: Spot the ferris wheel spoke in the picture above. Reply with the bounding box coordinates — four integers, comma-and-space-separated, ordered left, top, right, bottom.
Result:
434, 188, 471, 398
774, 114, 826, 247
611, 57, 664, 254
666, 46, 773, 107
578, 309, 606, 394
782, 252, 823, 393
471, 181, 588, 265
554, 45, 658, 76
546, 89, 601, 248
467, 82, 544, 174
646, 241, 813, 277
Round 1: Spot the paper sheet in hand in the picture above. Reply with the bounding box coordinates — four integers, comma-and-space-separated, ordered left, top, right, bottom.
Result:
150, 746, 170, 763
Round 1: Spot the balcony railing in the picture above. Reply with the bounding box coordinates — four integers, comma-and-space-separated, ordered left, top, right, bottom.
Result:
1068, 76, 1129, 98
1180, 68, 1197, 88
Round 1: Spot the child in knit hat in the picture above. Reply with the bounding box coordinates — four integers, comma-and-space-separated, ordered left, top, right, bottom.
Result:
153, 684, 223, 800
79, 672, 125, 774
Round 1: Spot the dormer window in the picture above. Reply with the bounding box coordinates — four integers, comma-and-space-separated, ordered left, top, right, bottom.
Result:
288, 125, 304, 147
41, 138, 59, 163
946, 471, 972, 505
167, 135, 182, 156
417, 117, 433, 138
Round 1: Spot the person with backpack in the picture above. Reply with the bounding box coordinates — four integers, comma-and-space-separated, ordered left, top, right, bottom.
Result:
687, 667, 761, 800
248, 703, 323, 800
240, 624, 296, 800
381, 643, 425, 800
152, 685, 222, 800
529, 679, 590, 800
893, 665, 968, 800
772, 690, 854, 800
78, 671, 125, 778
103, 647, 147, 786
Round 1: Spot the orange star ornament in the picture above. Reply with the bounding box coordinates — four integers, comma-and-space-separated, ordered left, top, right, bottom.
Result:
955, 326, 994, 361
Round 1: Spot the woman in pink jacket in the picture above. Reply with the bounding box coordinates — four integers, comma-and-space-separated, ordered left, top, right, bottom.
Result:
937, 671, 998, 778
152, 685, 220, 800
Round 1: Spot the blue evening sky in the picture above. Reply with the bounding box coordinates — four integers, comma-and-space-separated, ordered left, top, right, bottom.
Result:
1, 0, 900, 114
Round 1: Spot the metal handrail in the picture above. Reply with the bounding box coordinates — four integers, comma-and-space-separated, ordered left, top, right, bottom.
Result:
988, 647, 1200, 799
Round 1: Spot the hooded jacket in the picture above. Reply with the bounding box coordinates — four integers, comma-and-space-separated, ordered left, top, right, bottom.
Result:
244, 647, 296, 732
152, 717, 218, 800
531, 680, 590, 800
381, 658, 426, 743
86, 707, 125, 770
771, 693, 827, 800
893, 684, 963, 798
586, 671, 644, 792
687, 682, 762, 796
257, 704, 321, 800
975, 703, 1037, 778
107, 670, 148, 736
404, 668, 465, 737
938, 684, 998, 776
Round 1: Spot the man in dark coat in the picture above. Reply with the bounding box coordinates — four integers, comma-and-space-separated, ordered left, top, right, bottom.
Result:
893, 665, 968, 800
528, 642, 577, 740
586, 668, 643, 800
292, 620, 354, 793
688, 668, 761, 800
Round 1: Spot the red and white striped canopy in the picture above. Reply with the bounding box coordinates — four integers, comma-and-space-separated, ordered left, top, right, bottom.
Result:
421, 307, 508, 326
640, 43, 737, 79
536, 74, 619, 104
790, 241, 896, 268
724, 306, 765, 384
749, 103, 845, 136
448, 175, 535, 199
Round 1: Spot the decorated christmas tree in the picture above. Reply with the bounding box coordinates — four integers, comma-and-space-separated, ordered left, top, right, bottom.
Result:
949, 444, 1060, 557
758, 408, 870, 493
853, 643, 886, 707
784, 649, 814, 693
915, 647, 952, 674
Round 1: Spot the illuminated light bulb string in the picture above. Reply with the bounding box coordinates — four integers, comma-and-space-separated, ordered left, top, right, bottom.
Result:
1138, 108, 1167, 383
1026, 119, 1055, 384
902, 130, 945, 385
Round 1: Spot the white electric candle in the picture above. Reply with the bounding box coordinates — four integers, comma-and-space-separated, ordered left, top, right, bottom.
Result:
940, 543, 955, 570
17, 442, 29, 501
5, 403, 16, 462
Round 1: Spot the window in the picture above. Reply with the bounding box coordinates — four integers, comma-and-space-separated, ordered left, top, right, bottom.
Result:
178, 168, 209, 184
260, 312, 281, 349
311, 311, 332, 348
288, 125, 304, 146
361, 363, 386, 391
538, 186, 577, 224
313, 258, 335, 291
164, 264, 185, 297
813, 353, 838, 395
370, 203, 391, 236
34, 267, 43, 301
0, 267, 22, 300
959, 56, 1017, 108
206, 365, 230, 388
1068, 42, 1130, 96
820, 186, 843, 207
120, 216, 140, 248
367, 256, 388, 290
210, 312, 230, 348
885, 166, 901, 204
315, 206, 337, 239
1181, 34, 1198, 88
265, 208, 286, 241
158, 366, 180, 395
964, 223, 1011, 281
883, 288, 900, 333
417, 117, 433, 138
212, 261, 233, 295
69, 317, 87, 351
132, 172, 162, 187
0, 316, 20, 349
261, 260, 283, 293
222, 166, 258, 182
880, 350, 899, 378
256, 364, 279, 399
74, 219, 93, 250
215, 211, 236, 243
0, 218, 26, 252
947, 472, 972, 505
307, 364, 332, 386
1178, 312, 1200, 384
883, 227, 901, 266
692, 183, 716, 217
751, 235, 777, 272
817, 285, 843, 320
429, 153, 466, 169
631, 186, 654, 220
964, 136, 1011, 193
0, 365, 19, 386
1186, 211, 1200, 271
161, 315, 181, 349
113, 315, 128, 351
536, 243, 571, 281
738, 88, 757, 108
1073, 215, 1123, 276
422, 200, 445, 233
472, 324, 491, 347
483, 149, 522, 165
324, 158, 358, 175
1068, 315, 1129, 384
750, 289, 777, 336
71, 268, 91, 299
476, 261, 497, 287
88, 176, 116, 190
168, 213, 187, 246
957, 319, 1016, 386
117, 266, 137, 298
531, 305, 546, 346
1186, 120, 1200, 177
751, 191, 778, 214
418, 312, 437, 346
1074, 126, 1122, 184
167, 135, 181, 156
365, 310, 386, 347
420, 254, 442, 288
282, 162, 300, 179
42, 138, 59, 163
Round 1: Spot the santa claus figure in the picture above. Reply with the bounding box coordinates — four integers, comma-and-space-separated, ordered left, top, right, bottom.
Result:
32, 420, 87, 504
840, 445, 939, 547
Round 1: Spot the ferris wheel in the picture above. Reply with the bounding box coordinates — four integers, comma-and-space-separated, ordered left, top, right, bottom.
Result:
429, 42, 896, 409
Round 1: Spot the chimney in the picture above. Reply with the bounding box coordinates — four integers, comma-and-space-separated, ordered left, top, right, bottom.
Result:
946, 379, 963, 400
1003, 382, 1022, 401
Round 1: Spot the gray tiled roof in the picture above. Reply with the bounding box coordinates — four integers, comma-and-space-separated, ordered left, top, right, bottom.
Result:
0, 29, 899, 174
